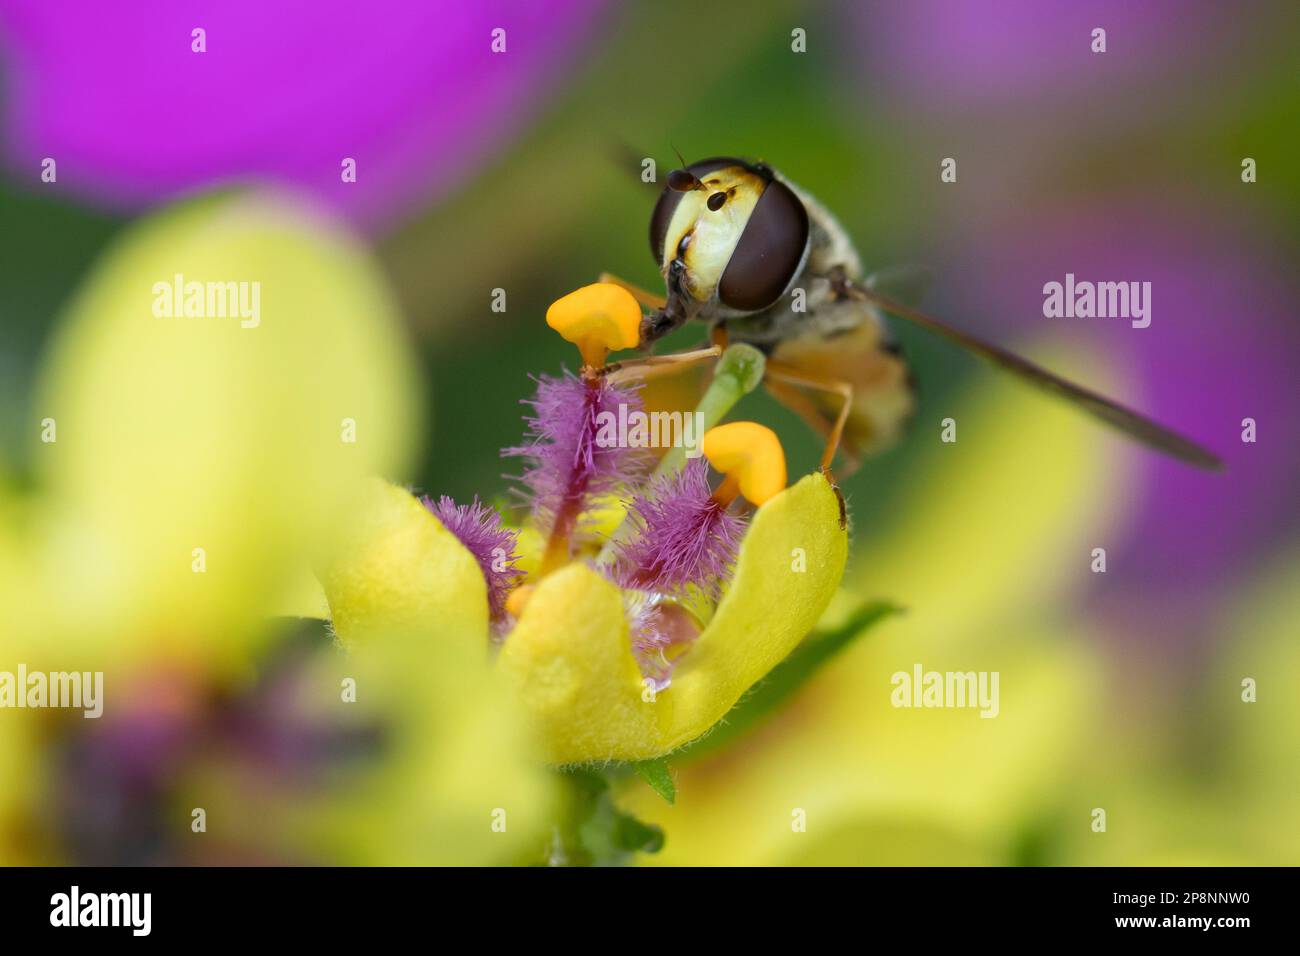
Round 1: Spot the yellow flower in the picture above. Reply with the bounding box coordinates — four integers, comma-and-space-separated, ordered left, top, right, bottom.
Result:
187, 627, 556, 866
321, 472, 847, 764
0, 191, 554, 864
321, 283, 849, 765
1020, 554, 1300, 868
5, 191, 419, 671
503, 471, 844, 762
321, 479, 490, 646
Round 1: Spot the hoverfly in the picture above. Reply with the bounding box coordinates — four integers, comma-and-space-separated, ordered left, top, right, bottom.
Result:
601, 155, 1221, 485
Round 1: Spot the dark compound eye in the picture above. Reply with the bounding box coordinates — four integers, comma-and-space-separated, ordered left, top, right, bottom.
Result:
707, 191, 727, 211
717, 179, 809, 312
649, 189, 683, 266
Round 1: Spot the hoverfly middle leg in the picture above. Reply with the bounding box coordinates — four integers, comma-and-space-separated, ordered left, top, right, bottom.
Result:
763, 361, 854, 528
710, 322, 730, 350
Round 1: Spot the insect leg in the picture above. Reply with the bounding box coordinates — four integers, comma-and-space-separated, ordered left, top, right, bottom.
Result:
710, 322, 730, 350
764, 361, 853, 527
604, 344, 721, 385
597, 272, 668, 311
762, 376, 831, 438
764, 363, 854, 473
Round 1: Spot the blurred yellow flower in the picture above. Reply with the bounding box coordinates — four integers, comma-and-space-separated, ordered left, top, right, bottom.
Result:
1068, 549, 1300, 867
189, 627, 557, 866
0, 191, 554, 865
5, 191, 420, 672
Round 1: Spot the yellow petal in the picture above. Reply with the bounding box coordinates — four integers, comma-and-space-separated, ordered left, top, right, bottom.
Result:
1205, 551, 1300, 862
500, 562, 664, 764
271, 567, 332, 620
851, 338, 1126, 632
512, 524, 546, 577
190, 628, 558, 865
501, 472, 846, 763
27, 191, 421, 668
320, 479, 489, 646
0, 708, 42, 864
622, 622, 1102, 866
664, 471, 846, 750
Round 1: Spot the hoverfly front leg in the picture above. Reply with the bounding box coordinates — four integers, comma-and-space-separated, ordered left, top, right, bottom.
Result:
596, 271, 719, 383
597, 272, 667, 311
603, 344, 722, 385
596, 271, 681, 346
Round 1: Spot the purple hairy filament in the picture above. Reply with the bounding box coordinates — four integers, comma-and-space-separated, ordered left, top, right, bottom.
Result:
504, 371, 645, 577
540, 377, 604, 573
421, 495, 522, 633
613, 457, 746, 601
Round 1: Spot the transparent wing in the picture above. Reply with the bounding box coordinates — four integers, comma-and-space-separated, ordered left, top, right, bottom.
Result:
863, 264, 936, 309
839, 275, 1223, 470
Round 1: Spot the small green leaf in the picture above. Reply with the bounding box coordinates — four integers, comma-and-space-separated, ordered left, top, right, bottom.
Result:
633, 757, 676, 804
551, 768, 666, 864
679, 599, 902, 760
612, 813, 665, 854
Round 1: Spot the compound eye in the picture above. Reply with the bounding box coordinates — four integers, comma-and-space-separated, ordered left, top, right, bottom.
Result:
717, 179, 809, 312
649, 187, 684, 266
